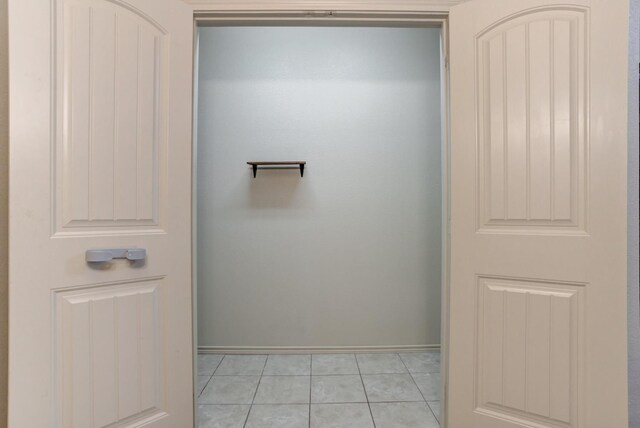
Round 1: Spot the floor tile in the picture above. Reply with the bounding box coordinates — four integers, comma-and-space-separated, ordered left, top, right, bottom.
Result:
199, 376, 261, 404
312, 354, 359, 375
245, 404, 309, 428
263, 355, 311, 375
428, 401, 441, 423
310, 403, 374, 428
356, 353, 407, 374
399, 352, 440, 374
254, 376, 311, 404
198, 376, 212, 396
361, 374, 423, 402
199, 354, 225, 375
215, 355, 267, 376
197, 404, 250, 428
311, 375, 367, 403
370, 402, 439, 428
412, 372, 441, 401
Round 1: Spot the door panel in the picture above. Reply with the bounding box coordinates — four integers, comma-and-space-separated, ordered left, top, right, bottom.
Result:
57, 0, 168, 234
474, 276, 584, 427
8, 0, 194, 426
55, 278, 166, 427
476, 7, 587, 233
449, 1, 628, 427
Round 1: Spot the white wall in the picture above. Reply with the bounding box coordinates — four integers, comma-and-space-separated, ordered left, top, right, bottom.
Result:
196, 26, 442, 349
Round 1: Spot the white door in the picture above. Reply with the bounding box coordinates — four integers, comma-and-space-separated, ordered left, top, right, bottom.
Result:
448, 0, 629, 427
8, 0, 194, 426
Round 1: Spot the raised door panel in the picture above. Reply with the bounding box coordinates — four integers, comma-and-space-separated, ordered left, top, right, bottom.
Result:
476, 276, 583, 428
477, 7, 587, 234
54, 278, 166, 427
55, 0, 167, 235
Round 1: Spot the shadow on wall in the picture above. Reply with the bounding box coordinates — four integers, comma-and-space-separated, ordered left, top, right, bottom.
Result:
247, 169, 306, 209
221, 168, 317, 212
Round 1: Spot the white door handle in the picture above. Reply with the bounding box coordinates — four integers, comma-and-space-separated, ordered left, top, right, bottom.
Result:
85, 248, 146, 263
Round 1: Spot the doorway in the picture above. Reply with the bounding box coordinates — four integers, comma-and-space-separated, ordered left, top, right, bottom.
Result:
6, 0, 631, 426
192, 21, 448, 428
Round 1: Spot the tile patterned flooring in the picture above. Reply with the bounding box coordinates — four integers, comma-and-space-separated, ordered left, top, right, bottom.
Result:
197, 352, 441, 427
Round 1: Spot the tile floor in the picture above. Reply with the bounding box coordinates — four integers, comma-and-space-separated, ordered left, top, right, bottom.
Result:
197, 352, 441, 428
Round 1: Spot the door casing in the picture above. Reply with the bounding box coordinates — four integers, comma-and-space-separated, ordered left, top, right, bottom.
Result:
188, 4, 455, 427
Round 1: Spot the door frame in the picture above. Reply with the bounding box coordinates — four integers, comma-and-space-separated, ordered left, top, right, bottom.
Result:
189, 4, 454, 427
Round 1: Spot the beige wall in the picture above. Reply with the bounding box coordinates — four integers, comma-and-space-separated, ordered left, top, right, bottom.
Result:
0, 0, 8, 425
627, 1, 639, 425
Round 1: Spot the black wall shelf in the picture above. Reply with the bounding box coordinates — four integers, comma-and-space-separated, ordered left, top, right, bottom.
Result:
247, 161, 306, 178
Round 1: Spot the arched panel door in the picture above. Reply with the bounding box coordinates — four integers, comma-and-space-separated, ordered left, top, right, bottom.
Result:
449, 1, 628, 427
8, 0, 194, 426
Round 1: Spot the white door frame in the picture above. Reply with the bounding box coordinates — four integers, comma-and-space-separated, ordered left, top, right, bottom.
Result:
189, 4, 455, 426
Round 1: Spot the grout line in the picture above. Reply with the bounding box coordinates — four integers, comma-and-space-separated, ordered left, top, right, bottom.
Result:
213, 355, 225, 373
354, 354, 377, 428
210, 374, 275, 377
196, 354, 226, 402
196, 403, 255, 407
400, 355, 442, 427
198, 374, 214, 399
310, 400, 382, 404
427, 401, 441, 425
241, 355, 269, 428
198, 400, 424, 406
309, 355, 312, 428
196, 354, 227, 413
203, 373, 376, 377
400, 355, 428, 404
211, 354, 226, 376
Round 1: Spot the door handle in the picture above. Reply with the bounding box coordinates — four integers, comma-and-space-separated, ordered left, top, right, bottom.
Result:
85, 248, 147, 263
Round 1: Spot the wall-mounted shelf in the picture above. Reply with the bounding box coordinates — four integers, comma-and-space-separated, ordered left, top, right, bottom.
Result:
247, 161, 306, 178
